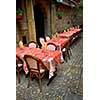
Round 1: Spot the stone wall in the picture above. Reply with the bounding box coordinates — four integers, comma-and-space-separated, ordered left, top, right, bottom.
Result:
55, 4, 76, 32
16, 0, 28, 45
16, 0, 83, 46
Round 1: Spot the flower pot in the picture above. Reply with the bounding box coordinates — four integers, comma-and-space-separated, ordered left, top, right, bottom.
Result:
58, 16, 62, 19
16, 15, 23, 20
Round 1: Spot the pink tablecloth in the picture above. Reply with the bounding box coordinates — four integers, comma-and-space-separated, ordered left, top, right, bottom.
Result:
16, 47, 61, 75
46, 38, 69, 47
58, 29, 81, 38
46, 37, 69, 63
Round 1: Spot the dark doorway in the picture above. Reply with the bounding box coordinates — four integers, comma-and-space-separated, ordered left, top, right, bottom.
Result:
34, 5, 45, 47
22, 36, 27, 45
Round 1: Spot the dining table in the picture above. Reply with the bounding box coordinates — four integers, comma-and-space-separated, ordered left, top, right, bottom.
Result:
57, 28, 81, 38
16, 47, 61, 79
46, 37, 69, 62
46, 37, 69, 48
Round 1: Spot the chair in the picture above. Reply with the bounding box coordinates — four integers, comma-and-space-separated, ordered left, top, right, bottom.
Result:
47, 43, 57, 50
27, 41, 38, 48
39, 37, 46, 48
16, 55, 23, 83
24, 54, 48, 92
62, 39, 72, 62
47, 43, 65, 63
45, 36, 51, 42
39, 37, 45, 45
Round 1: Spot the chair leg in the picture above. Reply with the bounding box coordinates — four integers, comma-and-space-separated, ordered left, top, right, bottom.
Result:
62, 51, 67, 62
38, 73, 42, 92
38, 79, 42, 92
27, 73, 31, 88
17, 71, 20, 84
64, 49, 69, 62
68, 48, 72, 56
67, 49, 70, 60
27, 78, 30, 88
65, 51, 68, 62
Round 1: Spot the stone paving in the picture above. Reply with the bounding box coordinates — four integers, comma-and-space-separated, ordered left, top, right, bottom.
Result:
16, 34, 83, 100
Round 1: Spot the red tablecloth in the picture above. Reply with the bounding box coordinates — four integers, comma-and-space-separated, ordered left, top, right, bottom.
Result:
46, 37, 69, 47
58, 29, 81, 38
46, 37, 69, 63
16, 47, 61, 74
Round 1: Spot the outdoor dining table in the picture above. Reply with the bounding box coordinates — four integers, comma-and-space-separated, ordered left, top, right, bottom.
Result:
57, 28, 81, 38
46, 37, 69, 47
46, 37, 69, 62
16, 47, 61, 79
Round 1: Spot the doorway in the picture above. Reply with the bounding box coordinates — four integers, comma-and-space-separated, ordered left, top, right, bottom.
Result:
34, 4, 45, 47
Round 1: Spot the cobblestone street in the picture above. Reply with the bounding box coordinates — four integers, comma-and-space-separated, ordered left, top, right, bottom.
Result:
16, 35, 83, 100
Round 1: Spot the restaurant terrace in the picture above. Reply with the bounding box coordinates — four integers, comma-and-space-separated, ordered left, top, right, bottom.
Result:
16, 0, 83, 100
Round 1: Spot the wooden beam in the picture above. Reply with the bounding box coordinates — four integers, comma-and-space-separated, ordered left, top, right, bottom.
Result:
25, 0, 36, 42
50, 4, 56, 34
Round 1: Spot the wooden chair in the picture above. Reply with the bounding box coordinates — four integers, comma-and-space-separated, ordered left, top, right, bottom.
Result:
62, 40, 72, 62
47, 43, 65, 63
39, 37, 45, 44
24, 54, 48, 92
16, 55, 23, 83
45, 36, 51, 42
39, 37, 46, 48
47, 43, 57, 50
27, 41, 38, 48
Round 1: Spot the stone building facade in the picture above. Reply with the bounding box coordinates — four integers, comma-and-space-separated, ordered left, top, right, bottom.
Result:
16, 0, 82, 46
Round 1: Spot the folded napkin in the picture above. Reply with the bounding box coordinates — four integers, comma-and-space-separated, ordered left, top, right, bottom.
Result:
52, 32, 58, 39
19, 41, 24, 48
41, 42, 47, 51
64, 30, 66, 32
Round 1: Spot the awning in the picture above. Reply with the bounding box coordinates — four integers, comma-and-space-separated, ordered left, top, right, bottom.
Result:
56, 0, 81, 7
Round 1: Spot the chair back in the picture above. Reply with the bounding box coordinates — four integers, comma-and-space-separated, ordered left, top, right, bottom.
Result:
16, 55, 23, 67
16, 55, 23, 83
24, 55, 46, 73
39, 37, 45, 45
46, 36, 51, 42
24, 55, 47, 91
27, 41, 38, 48
47, 43, 57, 50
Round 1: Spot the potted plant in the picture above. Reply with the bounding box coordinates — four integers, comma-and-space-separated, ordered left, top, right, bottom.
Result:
56, 12, 63, 19
16, 8, 24, 20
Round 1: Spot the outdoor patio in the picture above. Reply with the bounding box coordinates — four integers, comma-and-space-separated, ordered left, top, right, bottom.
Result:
16, 32, 83, 100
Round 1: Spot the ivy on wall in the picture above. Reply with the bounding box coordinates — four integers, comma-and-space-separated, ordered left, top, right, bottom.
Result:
72, 0, 83, 25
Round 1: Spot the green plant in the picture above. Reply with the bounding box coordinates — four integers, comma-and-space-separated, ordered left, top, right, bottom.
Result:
56, 12, 63, 17
16, 8, 23, 16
